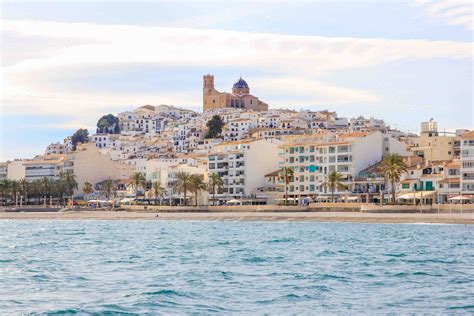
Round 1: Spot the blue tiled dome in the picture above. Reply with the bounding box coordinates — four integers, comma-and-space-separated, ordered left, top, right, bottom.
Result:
233, 77, 249, 89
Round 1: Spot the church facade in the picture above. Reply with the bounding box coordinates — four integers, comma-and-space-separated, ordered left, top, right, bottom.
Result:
203, 75, 269, 112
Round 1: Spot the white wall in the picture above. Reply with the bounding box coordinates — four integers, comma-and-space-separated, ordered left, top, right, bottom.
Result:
352, 132, 384, 174
7, 160, 26, 180
244, 139, 282, 195
385, 137, 410, 156
73, 143, 135, 194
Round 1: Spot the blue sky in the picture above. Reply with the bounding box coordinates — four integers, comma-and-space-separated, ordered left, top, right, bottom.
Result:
1, 0, 473, 160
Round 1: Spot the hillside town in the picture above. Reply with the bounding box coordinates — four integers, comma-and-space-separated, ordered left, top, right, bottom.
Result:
1, 75, 473, 206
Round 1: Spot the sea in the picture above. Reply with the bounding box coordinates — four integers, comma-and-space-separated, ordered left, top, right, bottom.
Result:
0, 220, 472, 314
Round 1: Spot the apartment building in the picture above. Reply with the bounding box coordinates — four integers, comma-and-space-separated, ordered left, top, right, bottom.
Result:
460, 131, 474, 195
23, 154, 69, 182
279, 131, 408, 199
437, 160, 461, 203
0, 163, 7, 180
208, 139, 281, 202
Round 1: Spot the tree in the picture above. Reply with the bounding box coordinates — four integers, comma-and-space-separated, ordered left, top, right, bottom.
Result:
128, 172, 147, 197
10, 180, 20, 206
102, 180, 116, 200
19, 178, 28, 205
71, 128, 89, 150
190, 174, 207, 206
323, 171, 346, 202
40, 177, 52, 206
0, 179, 11, 205
208, 173, 224, 204
151, 181, 166, 205
83, 181, 94, 198
97, 114, 120, 134
279, 167, 294, 205
29, 180, 42, 205
380, 153, 408, 204
60, 171, 78, 201
205, 115, 225, 138
173, 171, 193, 206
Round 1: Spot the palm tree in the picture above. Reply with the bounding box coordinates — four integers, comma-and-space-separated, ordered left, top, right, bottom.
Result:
60, 171, 78, 204
279, 167, 294, 205
19, 178, 28, 205
128, 172, 147, 198
151, 181, 165, 205
208, 173, 224, 204
173, 171, 193, 206
0, 179, 11, 205
83, 181, 94, 199
41, 177, 51, 205
10, 180, 20, 206
102, 180, 116, 200
380, 153, 408, 204
29, 180, 42, 205
323, 171, 346, 202
190, 174, 207, 206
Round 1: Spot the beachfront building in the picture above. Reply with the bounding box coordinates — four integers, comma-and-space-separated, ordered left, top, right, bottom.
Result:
153, 164, 209, 205
398, 160, 450, 205
0, 160, 27, 181
203, 75, 269, 112
208, 139, 282, 203
72, 143, 135, 195
437, 160, 461, 203
279, 131, 410, 201
23, 154, 69, 182
0, 163, 7, 180
460, 131, 474, 198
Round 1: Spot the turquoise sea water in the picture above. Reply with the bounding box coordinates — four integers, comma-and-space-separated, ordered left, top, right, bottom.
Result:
0, 221, 473, 314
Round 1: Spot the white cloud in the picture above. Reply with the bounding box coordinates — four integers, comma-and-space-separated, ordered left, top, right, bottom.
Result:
252, 77, 379, 105
1, 19, 472, 125
414, 0, 473, 30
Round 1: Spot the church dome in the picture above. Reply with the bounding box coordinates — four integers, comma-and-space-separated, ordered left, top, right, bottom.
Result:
233, 77, 249, 90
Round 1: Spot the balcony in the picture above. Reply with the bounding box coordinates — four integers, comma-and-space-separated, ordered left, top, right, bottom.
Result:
337, 155, 352, 163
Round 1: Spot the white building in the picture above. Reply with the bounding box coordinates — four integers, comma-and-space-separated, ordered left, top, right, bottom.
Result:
0, 163, 7, 180
45, 142, 66, 155
208, 138, 282, 202
460, 131, 474, 196
279, 131, 408, 199
23, 155, 69, 182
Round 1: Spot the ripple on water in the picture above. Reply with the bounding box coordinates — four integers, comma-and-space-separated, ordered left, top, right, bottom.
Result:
0, 220, 471, 314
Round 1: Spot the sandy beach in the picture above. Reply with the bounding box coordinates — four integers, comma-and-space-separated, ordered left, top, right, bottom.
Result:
0, 210, 473, 224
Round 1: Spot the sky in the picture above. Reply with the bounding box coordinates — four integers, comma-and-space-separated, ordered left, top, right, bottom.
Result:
0, 0, 473, 161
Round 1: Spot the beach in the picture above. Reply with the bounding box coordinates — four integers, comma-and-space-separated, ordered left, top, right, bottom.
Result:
1, 210, 473, 224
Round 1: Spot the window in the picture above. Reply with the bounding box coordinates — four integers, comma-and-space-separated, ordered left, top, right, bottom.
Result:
402, 183, 409, 189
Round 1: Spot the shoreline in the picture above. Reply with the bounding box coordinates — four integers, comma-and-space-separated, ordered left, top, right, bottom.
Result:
1, 210, 473, 224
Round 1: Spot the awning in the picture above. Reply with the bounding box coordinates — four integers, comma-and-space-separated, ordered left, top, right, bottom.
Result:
226, 199, 242, 204
341, 196, 359, 201
448, 196, 471, 201
398, 191, 436, 200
